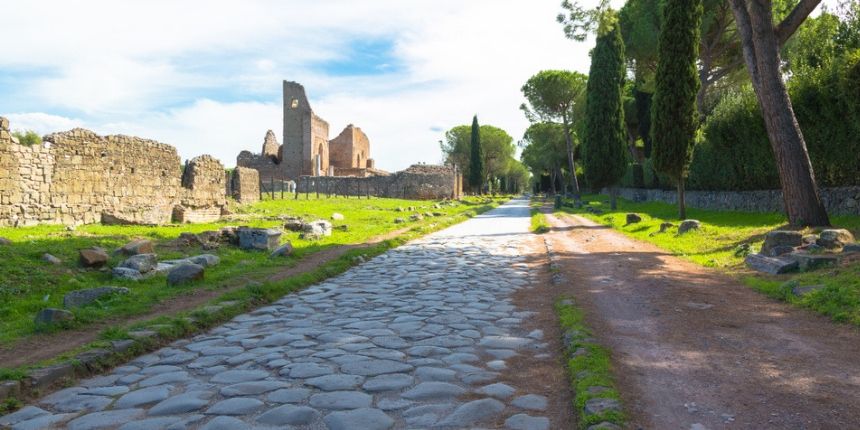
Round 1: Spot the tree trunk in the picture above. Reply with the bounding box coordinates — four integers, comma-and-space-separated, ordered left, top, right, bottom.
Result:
729, 0, 830, 227
562, 118, 581, 200
678, 179, 687, 220
609, 186, 618, 210
550, 169, 557, 195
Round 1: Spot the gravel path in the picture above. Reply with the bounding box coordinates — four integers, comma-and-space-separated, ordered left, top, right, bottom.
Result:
1, 199, 554, 430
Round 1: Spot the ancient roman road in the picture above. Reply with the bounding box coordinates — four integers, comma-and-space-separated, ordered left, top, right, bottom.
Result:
1, 199, 563, 430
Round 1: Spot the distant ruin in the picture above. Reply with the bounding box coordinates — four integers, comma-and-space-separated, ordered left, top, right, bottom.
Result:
0, 118, 227, 227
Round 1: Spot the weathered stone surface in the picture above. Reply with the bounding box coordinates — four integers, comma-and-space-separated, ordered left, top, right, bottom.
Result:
301, 220, 333, 239
205, 397, 264, 415
119, 254, 157, 273
114, 385, 172, 409
148, 392, 210, 415
659, 222, 674, 233
437, 398, 505, 427
324, 408, 394, 430
625, 213, 642, 224
341, 359, 413, 376
270, 242, 293, 258
0, 406, 50, 427
402, 382, 465, 400
477, 382, 516, 399
844, 243, 860, 253
762, 230, 803, 256
200, 416, 249, 430
34, 308, 74, 326
167, 263, 204, 285
257, 404, 319, 426
112, 267, 146, 281
511, 394, 548, 411
63, 287, 129, 309
42, 253, 62, 265
309, 391, 373, 409
117, 240, 154, 256
238, 227, 281, 251
791, 284, 826, 297
79, 248, 109, 267
788, 252, 839, 271
678, 219, 701, 234
818, 229, 855, 249
188, 254, 220, 267
587, 422, 622, 430
744, 254, 798, 274
331, 212, 345, 220
505, 413, 550, 430
769, 245, 796, 256
584, 398, 621, 416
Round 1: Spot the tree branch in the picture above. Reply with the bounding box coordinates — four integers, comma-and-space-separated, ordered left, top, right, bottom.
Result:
776, 0, 822, 46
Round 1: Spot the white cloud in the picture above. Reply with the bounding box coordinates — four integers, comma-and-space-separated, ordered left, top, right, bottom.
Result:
4, 112, 84, 134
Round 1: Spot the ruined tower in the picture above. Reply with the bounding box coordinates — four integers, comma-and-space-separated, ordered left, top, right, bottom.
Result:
282, 81, 329, 178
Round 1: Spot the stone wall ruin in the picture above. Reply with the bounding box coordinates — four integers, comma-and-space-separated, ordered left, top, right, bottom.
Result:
296, 164, 463, 200
0, 117, 228, 227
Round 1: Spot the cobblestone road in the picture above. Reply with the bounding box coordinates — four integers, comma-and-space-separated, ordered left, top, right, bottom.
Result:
1, 199, 553, 430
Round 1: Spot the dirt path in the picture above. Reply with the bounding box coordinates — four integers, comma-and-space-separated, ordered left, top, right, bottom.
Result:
0, 228, 410, 368
545, 212, 860, 430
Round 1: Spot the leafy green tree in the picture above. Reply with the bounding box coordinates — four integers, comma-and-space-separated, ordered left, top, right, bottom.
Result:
652, 0, 703, 219
441, 122, 516, 194
520, 70, 588, 198
520, 122, 568, 194
583, 15, 628, 210
469, 116, 484, 194
11, 130, 42, 146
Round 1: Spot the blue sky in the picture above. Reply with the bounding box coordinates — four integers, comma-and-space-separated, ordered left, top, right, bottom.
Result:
0, 0, 836, 170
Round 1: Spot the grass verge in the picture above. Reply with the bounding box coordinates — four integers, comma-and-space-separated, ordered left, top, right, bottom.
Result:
558, 193, 860, 327
556, 297, 625, 429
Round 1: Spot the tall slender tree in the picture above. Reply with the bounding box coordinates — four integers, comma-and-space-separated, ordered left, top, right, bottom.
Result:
582, 15, 628, 210
468, 115, 484, 194
728, 0, 830, 226
651, 0, 703, 220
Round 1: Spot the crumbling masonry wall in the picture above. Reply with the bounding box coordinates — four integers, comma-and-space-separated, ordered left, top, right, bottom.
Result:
296, 164, 462, 200
230, 167, 261, 204
0, 117, 228, 227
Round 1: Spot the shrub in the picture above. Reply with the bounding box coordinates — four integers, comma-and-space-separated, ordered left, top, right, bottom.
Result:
11, 130, 42, 146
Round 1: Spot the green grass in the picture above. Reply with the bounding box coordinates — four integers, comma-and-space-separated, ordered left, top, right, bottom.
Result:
558, 193, 860, 327
556, 297, 625, 429
0, 196, 505, 347
531, 210, 550, 234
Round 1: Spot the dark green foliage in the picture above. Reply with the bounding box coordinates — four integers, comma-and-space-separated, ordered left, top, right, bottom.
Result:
468, 115, 484, 193
651, 0, 702, 182
582, 21, 627, 192
634, 90, 653, 157
11, 130, 41, 146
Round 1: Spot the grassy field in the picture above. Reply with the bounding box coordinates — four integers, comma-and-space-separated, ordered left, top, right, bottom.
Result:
0, 196, 503, 346
556, 194, 860, 326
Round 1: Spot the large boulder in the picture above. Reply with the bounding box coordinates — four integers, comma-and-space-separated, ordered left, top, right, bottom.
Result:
34, 308, 74, 326
238, 227, 282, 251
79, 248, 109, 268
817, 229, 855, 250
119, 254, 158, 273
678, 219, 701, 234
744, 254, 798, 275
761, 231, 802, 256
116, 239, 154, 256
167, 263, 204, 286
63, 287, 129, 309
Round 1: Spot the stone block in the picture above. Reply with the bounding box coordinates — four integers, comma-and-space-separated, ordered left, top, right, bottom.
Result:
116, 239, 154, 256
42, 253, 62, 265
26, 363, 76, 390
762, 230, 802, 256
791, 284, 825, 297
167, 263, 204, 285
625, 213, 642, 224
270, 242, 293, 258
787, 252, 839, 271
34, 308, 75, 326
744, 254, 798, 275
844, 243, 860, 253
79, 248, 109, 267
119, 253, 157, 273
678, 219, 701, 234
238, 227, 282, 251
817, 229, 855, 249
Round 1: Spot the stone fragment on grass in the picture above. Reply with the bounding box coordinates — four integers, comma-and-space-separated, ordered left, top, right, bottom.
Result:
64, 287, 129, 309
791, 284, 825, 297
113, 267, 147, 281
659, 222, 674, 233
410, 214, 423, 221
817, 229, 855, 249
117, 239, 154, 256
0, 237, 10, 246
331, 212, 345, 220
787, 252, 839, 271
769, 245, 796, 257
677, 219, 701, 234
394, 218, 406, 224
625, 213, 642, 224
744, 254, 798, 275
762, 230, 802, 256
42, 253, 62, 265
301, 220, 333, 239
583, 398, 621, 416
238, 227, 282, 251
167, 263, 204, 286
284, 218, 305, 232
270, 242, 293, 258
188, 254, 220, 267
79, 248, 109, 267
35, 308, 74, 326
119, 253, 157, 273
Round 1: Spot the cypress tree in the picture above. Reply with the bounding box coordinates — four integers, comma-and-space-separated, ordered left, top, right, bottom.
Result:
469, 115, 484, 194
651, 0, 703, 219
582, 17, 627, 210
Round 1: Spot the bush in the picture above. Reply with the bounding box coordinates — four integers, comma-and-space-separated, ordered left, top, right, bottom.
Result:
688, 51, 860, 191
11, 130, 42, 146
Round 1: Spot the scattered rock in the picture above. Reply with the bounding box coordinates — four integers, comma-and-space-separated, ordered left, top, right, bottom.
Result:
505, 414, 550, 430
63, 287, 129, 308
238, 227, 282, 251
0, 237, 10, 246
284, 218, 305, 231
34, 308, 74, 326
787, 252, 839, 271
844, 243, 860, 253
625, 213, 642, 224
762, 230, 802, 256
768, 245, 796, 257
437, 398, 505, 427
79, 248, 109, 268
167, 263, 204, 286
744, 254, 798, 274
394, 218, 406, 224
678, 220, 701, 234
410, 214, 424, 221
791, 284, 825, 297
659, 222, 674, 233
802, 234, 819, 245
117, 239, 154, 256
187, 254, 220, 267
270, 242, 293, 258
323, 408, 394, 430
119, 253, 158, 273
331, 212, 345, 220
113, 267, 147, 281
301, 220, 333, 239
817, 229, 855, 249
583, 398, 622, 416
42, 253, 62, 265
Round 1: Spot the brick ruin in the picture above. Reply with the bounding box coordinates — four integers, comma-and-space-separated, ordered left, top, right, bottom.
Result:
0, 117, 228, 227
237, 81, 463, 200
